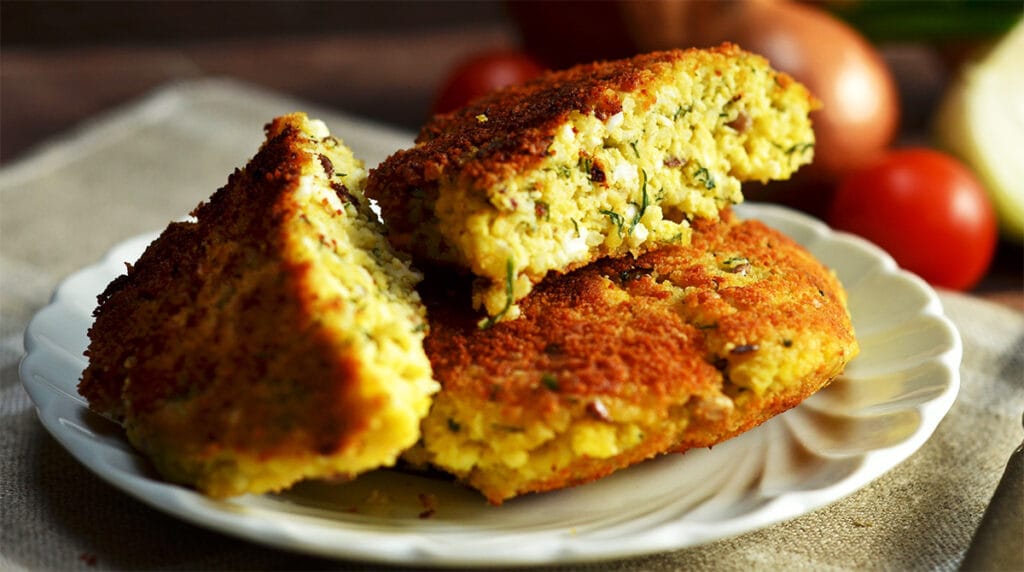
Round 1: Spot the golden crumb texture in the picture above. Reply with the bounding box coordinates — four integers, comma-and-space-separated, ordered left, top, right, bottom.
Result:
367, 44, 819, 321
413, 211, 857, 504
78, 113, 439, 498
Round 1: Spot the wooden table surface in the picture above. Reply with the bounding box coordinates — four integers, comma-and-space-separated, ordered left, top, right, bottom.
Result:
3, 18, 1021, 312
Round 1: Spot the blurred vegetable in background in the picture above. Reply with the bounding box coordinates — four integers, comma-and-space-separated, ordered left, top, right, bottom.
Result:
828, 148, 997, 291
934, 19, 1024, 242
825, 0, 1020, 43
432, 50, 544, 115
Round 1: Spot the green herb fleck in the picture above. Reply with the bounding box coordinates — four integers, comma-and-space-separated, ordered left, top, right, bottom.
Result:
447, 418, 462, 432
541, 373, 560, 391
571, 218, 581, 237
785, 142, 815, 155
694, 165, 716, 190
674, 104, 693, 121
629, 169, 650, 233
479, 257, 516, 330
579, 156, 593, 176
629, 140, 641, 158
600, 209, 625, 237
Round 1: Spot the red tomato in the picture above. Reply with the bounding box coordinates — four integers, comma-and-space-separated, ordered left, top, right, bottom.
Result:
432, 50, 544, 115
828, 148, 997, 291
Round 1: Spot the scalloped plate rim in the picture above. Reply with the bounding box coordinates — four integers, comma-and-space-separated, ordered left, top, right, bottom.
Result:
18, 202, 961, 567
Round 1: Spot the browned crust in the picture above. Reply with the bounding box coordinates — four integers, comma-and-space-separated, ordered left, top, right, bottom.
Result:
423, 210, 852, 406
419, 210, 857, 502
79, 116, 373, 465
366, 44, 809, 241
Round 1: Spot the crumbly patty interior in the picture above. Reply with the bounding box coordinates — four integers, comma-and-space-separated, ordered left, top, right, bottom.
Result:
413, 212, 857, 504
368, 45, 818, 322
79, 114, 437, 497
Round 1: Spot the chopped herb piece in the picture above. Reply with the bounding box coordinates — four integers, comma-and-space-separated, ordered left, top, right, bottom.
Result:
697, 323, 719, 331
579, 156, 592, 176
557, 165, 573, 178
571, 218, 581, 237
447, 418, 462, 432
629, 140, 641, 158
782, 339, 793, 348
600, 209, 625, 237
478, 257, 516, 330
629, 169, 650, 233
541, 373, 560, 391
674, 104, 693, 121
580, 155, 605, 183
694, 166, 716, 190
785, 142, 815, 155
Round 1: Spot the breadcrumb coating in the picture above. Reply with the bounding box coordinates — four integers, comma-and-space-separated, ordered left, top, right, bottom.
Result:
368, 44, 819, 322
412, 211, 857, 504
79, 113, 438, 498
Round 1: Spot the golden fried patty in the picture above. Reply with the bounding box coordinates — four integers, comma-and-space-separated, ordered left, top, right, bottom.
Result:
368, 44, 818, 322
79, 113, 438, 498
412, 210, 857, 504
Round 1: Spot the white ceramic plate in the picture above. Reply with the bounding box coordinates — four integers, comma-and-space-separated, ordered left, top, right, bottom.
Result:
20, 202, 961, 567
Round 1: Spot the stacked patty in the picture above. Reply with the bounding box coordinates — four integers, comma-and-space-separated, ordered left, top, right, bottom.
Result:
379, 46, 855, 503
79, 113, 438, 498
368, 43, 818, 323
413, 211, 857, 504
79, 46, 856, 505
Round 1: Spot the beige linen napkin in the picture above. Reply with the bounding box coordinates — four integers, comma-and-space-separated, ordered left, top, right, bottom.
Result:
2, 80, 1021, 571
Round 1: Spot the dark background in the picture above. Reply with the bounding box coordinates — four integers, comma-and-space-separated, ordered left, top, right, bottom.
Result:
2, 0, 1020, 305
1, 1, 520, 165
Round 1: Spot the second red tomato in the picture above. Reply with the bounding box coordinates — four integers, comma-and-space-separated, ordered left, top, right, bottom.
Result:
827, 148, 997, 291
431, 50, 544, 115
